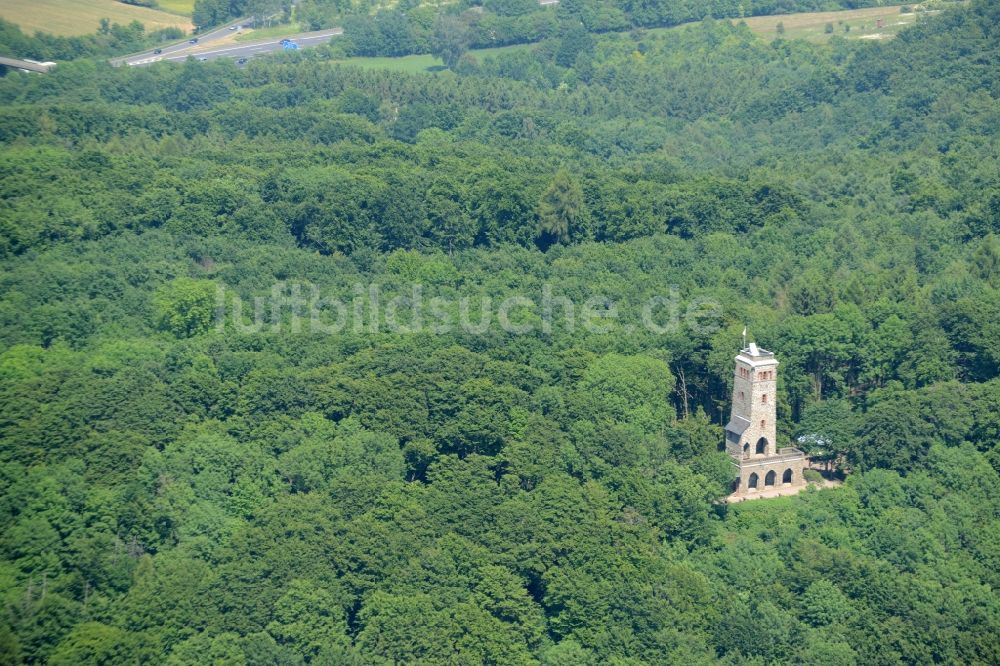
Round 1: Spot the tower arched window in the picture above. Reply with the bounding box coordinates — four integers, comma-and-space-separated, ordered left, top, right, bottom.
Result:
762, 394, 768, 404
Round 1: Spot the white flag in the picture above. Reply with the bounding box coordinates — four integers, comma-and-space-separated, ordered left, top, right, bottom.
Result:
742, 326, 747, 337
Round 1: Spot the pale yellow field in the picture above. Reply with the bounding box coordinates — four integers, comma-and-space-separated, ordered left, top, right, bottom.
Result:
731, 4, 957, 42
0, 0, 193, 36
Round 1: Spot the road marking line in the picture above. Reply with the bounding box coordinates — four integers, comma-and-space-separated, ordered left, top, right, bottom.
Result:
177, 32, 339, 56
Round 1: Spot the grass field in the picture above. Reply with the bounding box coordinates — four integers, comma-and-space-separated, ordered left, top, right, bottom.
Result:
331, 53, 447, 74
156, 0, 194, 16
329, 42, 534, 74
0, 0, 193, 36
234, 23, 305, 43
735, 4, 920, 42
472, 43, 535, 59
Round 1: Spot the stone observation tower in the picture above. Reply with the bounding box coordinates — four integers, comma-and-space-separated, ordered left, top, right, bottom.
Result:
725, 342, 807, 497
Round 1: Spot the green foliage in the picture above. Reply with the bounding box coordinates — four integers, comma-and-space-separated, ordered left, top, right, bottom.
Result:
278, 426, 404, 493
803, 468, 823, 483
49, 622, 132, 666
579, 353, 675, 432
0, 2, 998, 664
153, 278, 218, 338
266, 579, 351, 658
0, 17, 181, 61
538, 169, 586, 245
430, 14, 472, 70
800, 579, 855, 627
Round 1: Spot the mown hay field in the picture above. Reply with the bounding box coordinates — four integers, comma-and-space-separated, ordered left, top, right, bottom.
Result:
0, 0, 192, 37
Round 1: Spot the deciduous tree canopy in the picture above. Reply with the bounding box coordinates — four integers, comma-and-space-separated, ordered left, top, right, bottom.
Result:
0, 1, 998, 663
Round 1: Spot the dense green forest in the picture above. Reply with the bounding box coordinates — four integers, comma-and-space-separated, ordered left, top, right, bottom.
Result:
0, 0, 998, 663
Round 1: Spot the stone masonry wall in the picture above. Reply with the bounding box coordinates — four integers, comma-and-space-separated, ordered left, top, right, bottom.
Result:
733, 454, 807, 496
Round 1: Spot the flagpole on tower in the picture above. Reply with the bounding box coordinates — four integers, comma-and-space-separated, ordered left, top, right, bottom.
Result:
742, 326, 747, 351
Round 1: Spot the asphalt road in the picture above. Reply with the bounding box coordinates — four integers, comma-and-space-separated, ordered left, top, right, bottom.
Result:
118, 0, 549, 67
124, 27, 342, 67
118, 18, 249, 66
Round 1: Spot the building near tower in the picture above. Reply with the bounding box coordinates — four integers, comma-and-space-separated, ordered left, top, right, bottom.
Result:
725, 342, 807, 497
